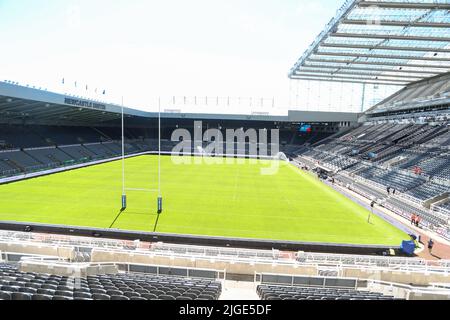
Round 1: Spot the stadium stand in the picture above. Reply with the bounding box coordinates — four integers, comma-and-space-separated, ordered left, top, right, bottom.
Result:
3, 229, 450, 300
0, 263, 222, 300
294, 110, 450, 238
257, 284, 397, 301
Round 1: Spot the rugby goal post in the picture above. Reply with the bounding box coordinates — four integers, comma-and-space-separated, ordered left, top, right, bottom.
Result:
120, 97, 163, 214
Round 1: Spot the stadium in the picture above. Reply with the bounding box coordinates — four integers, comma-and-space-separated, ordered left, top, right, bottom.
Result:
1, 0, 450, 304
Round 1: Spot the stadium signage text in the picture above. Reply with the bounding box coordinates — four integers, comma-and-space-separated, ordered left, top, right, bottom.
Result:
64, 97, 106, 110
171, 121, 284, 175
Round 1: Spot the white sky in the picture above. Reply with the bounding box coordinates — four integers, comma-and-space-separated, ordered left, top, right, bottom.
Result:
0, 0, 398, 114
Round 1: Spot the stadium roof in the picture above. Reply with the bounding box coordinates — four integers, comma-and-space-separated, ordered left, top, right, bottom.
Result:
0, 82, 359, 125
289, 0, 450, 86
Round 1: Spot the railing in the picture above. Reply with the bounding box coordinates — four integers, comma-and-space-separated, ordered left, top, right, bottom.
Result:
255, 272, 359, 290
255, 272, 450, 300
117, 263, 225, 281
1, 251, 67, 263
366, 279, 450, 300
295, 252, 450, 272
0, 168, 20, 178
149, 242, 282, 261
15, 254, 225, 281
0, 230, 136, 251
4, 229, 450, 275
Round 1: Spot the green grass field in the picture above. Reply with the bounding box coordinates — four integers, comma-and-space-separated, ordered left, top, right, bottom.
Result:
0, 155, 408, 245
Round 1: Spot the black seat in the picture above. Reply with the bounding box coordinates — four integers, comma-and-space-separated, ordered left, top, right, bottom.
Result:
107, 290, 123, 296
12, 292, 32, 300
1, 285, 20, 292
57, 285, 73, 292
37, 288, 55, 296
181, 293, 198, 300
130, 296, 147, 301
28, 283, 43, 290
92, 293, 110, 300
74, 287, 90, 293
123, 291, 140, 298
53, 296, 73, 300
141, 293, 158, 300
167, 291, 181, 298
90, 288, 107, 295
110, 295, 130, 300
32, 294, 53, 300
19, 287, 37, 294
41, 284, 58, 290
54, 290, 73, 298
158, 295, 176, 300
74, 292, 92, 299
0, 291, 12, 300
135, 289, 150, 294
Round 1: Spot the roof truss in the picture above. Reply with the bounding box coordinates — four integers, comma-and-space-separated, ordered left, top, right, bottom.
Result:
289, 0, 450, 85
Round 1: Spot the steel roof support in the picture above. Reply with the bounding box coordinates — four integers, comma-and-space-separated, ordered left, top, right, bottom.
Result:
305, 57, 450, 69
357, 1, 450, 10
291, 73, 409, 83
301, 63, 440, 75
330, 32, 450, 42
321, 42, 450, 54
290, 76, 406, 86
342, 19, 450, 28
294, 69, 423, 80
314, 51, 450, 62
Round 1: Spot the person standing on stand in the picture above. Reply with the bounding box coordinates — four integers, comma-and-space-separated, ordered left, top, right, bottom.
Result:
411, 214, 417, 226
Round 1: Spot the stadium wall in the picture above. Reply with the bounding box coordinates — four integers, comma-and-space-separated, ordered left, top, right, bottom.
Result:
0, 221, 397, 256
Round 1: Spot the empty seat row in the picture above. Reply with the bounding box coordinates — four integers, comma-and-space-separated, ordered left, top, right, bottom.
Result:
0, 264, 222, 301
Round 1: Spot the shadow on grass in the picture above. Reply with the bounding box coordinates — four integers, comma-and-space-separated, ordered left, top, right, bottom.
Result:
153, 213, 161, 233
109, 208, 126, 229
109, 208, 160, 231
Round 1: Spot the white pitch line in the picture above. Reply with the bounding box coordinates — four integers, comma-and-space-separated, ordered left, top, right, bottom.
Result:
125, 188, 158, 192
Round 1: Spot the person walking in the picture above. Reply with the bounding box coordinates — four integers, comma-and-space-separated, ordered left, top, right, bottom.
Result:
428, 238, 435, 255
416, 215, 422, 228
411, 214, 416, 226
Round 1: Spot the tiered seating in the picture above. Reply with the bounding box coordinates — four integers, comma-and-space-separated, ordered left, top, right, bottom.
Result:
102, 142, 122, 154
0, 264, 222, 300
0, 125, 47, 148
406, 182, 449, 201
358, 167, 425, 192
83, 143, 117, 158
294, 121, 450, 231
32, 126, 102, 145
0, 159, 19, 176
438, 202, 450, 211
257, 284, 397, 301
24, 147, 73, 166
0, 150, 41, 170
424, 158, 450, 180
58, 145, 98, 160
386, 197, 446, 227
426, 129, 450, 147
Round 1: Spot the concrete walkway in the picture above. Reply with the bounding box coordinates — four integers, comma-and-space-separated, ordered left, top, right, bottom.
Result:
220, 281, 260, 300
333, 181, 450, 260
